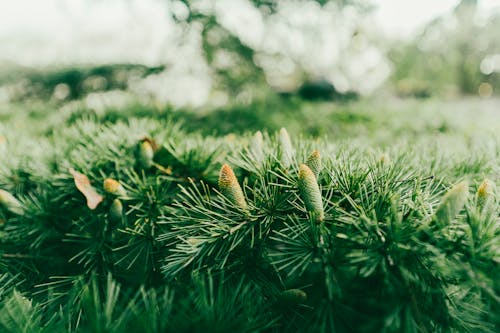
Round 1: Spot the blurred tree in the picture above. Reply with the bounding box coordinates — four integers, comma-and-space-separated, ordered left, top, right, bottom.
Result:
390, 0, 500, 97
169, 0, 385, 100
0, 0, 388, 105
454, 0, 479, 94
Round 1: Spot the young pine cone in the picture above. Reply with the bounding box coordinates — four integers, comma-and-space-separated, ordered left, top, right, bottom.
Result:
298, 164, 324, 222
305, 150, 322, 179
218, 164, 248, 212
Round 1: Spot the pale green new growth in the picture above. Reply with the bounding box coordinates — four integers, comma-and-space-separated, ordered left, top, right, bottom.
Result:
435, 181, 468, 226
250, 130, 264, 163
218, 164, 248, 212
476, 179, 494, 212
379, 153, 390, 166
103, 178, 127, 197
298, 164, 324, 222
279, 128, 293, 167
138, 140, 154, 168
108, 198, 123, 224
0, 189, 23, 215
306, 150, 322, 179
278, 289, 307, 305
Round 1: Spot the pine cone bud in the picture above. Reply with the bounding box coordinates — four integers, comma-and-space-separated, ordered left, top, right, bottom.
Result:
250, 131, 264, 162
279, 128, 293, 168
278, 289, 307, 305
108, 199, 123, 224
0, 189, 23, 214
137, 140, 154, 169
476, 179, 494, 211
306, 150, 322, 179
435, 181, 468, 226
218, 164, 248, 211
186, 237, 203, 247
103, 178, 127, 197
298, 164, 324, 222
379, 153, 390, 166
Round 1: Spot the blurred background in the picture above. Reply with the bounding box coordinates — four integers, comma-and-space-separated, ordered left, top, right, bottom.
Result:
0, 0, 499, 137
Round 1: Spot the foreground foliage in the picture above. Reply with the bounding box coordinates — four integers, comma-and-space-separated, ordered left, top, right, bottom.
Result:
0, 110, 499, 332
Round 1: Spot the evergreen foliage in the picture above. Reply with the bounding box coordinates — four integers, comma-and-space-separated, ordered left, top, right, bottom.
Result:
0, 117, 498, 332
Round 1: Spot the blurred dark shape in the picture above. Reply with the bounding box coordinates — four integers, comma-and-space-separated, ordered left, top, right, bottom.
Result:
298, 79, 358, 101
2, 64, 165, 101
298, 79, 334, 100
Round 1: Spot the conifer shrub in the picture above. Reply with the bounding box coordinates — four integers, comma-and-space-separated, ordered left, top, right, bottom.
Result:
0, 118, 498, 332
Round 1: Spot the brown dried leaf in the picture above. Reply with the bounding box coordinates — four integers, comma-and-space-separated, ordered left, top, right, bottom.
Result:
69, 168, 104, 210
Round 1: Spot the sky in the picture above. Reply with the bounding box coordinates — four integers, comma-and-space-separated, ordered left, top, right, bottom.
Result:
0, 0, 499, 66
373, 0, 500, 37
373, 0, 458, 36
